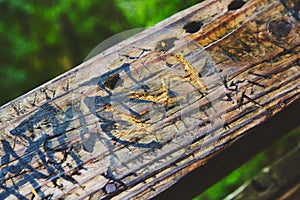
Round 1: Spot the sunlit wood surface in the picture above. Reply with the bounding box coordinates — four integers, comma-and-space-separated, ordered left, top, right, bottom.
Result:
0, 0, 299, 199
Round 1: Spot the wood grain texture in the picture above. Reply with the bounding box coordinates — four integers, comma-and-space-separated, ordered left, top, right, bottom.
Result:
0, 0, 299, 199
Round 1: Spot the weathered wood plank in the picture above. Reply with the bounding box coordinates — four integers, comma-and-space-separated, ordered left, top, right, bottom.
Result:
0, 0, 299, 199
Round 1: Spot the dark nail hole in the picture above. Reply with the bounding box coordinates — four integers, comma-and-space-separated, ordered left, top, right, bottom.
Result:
183, 21, 203, 33
228, 0, 246, 11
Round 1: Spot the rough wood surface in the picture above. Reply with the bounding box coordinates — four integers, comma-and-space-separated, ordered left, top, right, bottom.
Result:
0, 0, 299, 199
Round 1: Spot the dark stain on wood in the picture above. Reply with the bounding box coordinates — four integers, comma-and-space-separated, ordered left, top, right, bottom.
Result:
156, 37, 178, 51
103, 74, 123, 90
268, 19, 293, 38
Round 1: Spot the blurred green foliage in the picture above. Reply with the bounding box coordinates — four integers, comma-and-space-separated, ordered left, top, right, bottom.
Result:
0, 0, 202, 106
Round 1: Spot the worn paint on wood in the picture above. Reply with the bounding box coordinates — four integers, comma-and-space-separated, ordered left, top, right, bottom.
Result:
0, 0, 300, 199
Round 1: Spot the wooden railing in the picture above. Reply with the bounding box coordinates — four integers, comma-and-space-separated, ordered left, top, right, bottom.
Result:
0, 0, 299, 199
